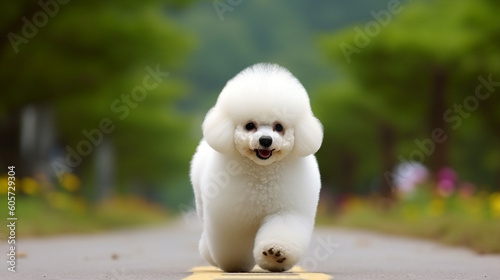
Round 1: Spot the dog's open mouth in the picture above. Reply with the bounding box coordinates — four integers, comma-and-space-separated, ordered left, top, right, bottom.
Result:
255, 149, 274, 160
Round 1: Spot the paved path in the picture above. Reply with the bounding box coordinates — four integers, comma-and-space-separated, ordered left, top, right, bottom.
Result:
2, 219, 499, 280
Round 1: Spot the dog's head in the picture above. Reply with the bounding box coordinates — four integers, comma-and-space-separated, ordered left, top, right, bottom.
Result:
202, 63, 323, 165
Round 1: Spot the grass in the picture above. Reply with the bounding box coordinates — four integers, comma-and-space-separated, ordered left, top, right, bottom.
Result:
1, 194, 171, 238
317, 190, 500, 254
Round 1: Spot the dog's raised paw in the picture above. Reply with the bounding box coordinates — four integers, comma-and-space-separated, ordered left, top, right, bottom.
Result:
262, 247, 287, 268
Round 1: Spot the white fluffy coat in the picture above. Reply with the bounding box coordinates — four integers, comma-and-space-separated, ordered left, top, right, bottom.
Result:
190, 63, 323, 272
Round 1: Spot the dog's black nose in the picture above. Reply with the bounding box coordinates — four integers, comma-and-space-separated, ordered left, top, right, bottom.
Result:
259, 136, 273, 148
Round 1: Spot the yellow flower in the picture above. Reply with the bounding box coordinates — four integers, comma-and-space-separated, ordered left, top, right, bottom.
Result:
21, 177, 40, 195
60, 173, 81, 192
490, 193, 500, 218
0, 176, 8, 195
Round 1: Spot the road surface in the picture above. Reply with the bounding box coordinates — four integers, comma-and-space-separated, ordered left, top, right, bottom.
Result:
2, 218, 499, 280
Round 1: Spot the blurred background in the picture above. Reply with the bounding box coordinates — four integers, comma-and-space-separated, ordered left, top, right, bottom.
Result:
1, 0, 499, 252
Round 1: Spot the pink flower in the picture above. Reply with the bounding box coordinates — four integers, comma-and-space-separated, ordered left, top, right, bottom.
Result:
436, 167, 458, 197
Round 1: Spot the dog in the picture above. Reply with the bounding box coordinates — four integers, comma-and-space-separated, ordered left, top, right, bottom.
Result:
190, 63, 323, 272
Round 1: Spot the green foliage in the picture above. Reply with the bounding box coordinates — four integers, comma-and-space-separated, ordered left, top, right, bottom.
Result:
0, 1, 197, 202
318, 0, 500, 191
171, 1, 385, 111
313, 81, 381, 192
2, 0, 500, 215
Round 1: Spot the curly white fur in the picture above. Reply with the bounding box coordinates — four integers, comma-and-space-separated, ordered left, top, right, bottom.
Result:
190, 63, 323, 272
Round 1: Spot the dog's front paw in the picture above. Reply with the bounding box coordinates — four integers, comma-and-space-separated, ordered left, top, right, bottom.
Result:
256, 245, 292, 272
262, 247, 287, 265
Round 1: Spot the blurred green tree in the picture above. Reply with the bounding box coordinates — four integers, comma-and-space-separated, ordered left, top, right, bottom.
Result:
171, 0, 391, 112
318, 0, 500, 194
0, 0, 196, 203
313, 80, 383, 195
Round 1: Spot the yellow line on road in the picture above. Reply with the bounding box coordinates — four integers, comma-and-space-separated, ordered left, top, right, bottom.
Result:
183, 266, 332, 280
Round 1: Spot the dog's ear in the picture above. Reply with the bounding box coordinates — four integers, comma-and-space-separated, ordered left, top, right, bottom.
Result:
292, 113, 323, 157
202, 107, 235, 154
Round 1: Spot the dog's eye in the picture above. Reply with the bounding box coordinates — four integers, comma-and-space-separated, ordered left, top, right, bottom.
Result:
274, 123, 284, 132
245, 122, 256, 131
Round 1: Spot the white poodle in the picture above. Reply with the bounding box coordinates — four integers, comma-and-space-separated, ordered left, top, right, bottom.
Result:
190, 63, 323, 272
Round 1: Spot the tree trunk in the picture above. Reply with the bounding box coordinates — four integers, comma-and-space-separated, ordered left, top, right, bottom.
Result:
339, 149, 356, 194
429, 67, 449, 173
379, 122, 396, 199
0, 110, 21, 174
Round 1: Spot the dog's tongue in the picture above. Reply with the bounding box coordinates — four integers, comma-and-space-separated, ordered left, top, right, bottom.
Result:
258, 149, 271, 158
